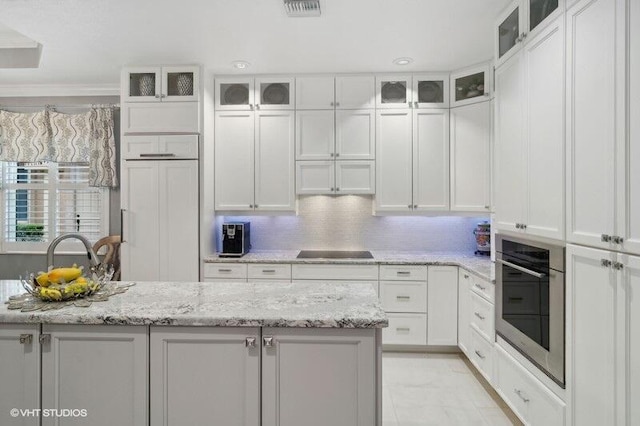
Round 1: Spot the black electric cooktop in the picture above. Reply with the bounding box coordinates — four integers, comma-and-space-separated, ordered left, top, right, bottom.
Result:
296, 250, 374, 259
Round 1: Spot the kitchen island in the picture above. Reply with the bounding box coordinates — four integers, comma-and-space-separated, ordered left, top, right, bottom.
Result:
0, 280, 387, 426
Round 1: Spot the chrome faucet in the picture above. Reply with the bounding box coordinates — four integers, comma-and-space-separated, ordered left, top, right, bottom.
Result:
46, 233, 101, 270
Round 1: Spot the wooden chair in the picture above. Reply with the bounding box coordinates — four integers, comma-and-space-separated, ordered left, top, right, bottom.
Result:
92, 235, 121, 281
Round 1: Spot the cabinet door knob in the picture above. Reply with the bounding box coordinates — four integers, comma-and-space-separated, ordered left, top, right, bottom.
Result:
408, 102, 413, 108
335, 102, 340, 107
19, 334, 33, 344
249, 204, 253, 208
414, 101, 419, 108
335, 153, 340, 157
330, 187, 335, 192
245, 337, 256, 347
413, 205, 418, 209
249, 104, 254, 110
330, 102, 335, 107
263, 336, 274, 347
254, 204, 259, 208
484, 205, 490, 209
154, 94, 160, 99
330, 153, 334, 157
612, 236, 624, 244
39, 334, 51, 345
601, 259, 612, 268
255, 104, 261, 109
601, 234, 612, 242
464, 274, 469, 279
336, 188, 340, 191
613, 261, 625, 270
408, 204, 412, 209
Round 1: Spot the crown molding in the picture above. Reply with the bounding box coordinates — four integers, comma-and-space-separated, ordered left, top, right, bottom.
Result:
0, 83, 119, 97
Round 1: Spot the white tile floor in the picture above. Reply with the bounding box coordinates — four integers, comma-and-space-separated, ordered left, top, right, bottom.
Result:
382, 352, 523, 426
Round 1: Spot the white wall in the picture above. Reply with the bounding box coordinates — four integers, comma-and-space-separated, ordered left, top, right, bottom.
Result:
214, 195, 488, 252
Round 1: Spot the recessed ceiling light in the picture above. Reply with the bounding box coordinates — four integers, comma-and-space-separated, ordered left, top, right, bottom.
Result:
232, 61, 250, 70
393, 57, 413, 66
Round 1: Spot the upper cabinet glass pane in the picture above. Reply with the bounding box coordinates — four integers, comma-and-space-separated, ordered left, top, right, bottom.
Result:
454, 72, 485, 102
498, 7, 520, 58
380, 81, 407, 104
220, 83, 250, 106
129, 73, 156, 97
260, 82, 290, 105
417, 80, 444, 104
530, 0, 558, 31
166, 72, 195, 97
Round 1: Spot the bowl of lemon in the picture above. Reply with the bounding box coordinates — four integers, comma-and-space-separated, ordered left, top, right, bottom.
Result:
23, 264, 114, 302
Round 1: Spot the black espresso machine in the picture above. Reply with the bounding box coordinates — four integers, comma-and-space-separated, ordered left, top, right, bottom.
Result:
221, 222, 251, 257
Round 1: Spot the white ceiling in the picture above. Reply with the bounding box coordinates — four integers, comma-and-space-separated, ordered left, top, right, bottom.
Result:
0, 0, 511, 88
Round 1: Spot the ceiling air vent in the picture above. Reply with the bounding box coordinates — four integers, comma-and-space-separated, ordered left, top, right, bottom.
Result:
284, 0, 321, 17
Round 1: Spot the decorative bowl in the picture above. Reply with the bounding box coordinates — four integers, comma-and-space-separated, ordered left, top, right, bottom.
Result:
20, 264, 115, 302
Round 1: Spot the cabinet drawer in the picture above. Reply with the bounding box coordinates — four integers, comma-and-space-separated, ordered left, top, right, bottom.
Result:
292, 280, 378, 295
469, 327, 494, 383
291, 264, 378, 281
203, 263, 247, 279
383, 314, 427, 345
470, 291, 495, 342
247, 264, 292, 280
122, 102, 199, 134
494, 345, 565, 426
379, 265, 428, 281
468, 273, 495, 304
122, 135, 199, 160
380, 281, 427, 313
203, 278, 247, 283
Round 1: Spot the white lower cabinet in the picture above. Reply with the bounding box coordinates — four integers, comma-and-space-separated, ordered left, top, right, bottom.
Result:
382, 313, 428, 346
457, 269, 472, 356
469, 327, 494, 383
150, 327, 260, 426
495, 345, 565, 426
41, 325, 148, 426
380, 281, 427, 313
0, 324, 40, 426
426, 266, 458, 345
262, 328, 376, 426
469, 290, 494, 343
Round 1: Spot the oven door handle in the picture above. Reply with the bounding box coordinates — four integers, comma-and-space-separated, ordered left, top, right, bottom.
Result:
496, 259, 546, 279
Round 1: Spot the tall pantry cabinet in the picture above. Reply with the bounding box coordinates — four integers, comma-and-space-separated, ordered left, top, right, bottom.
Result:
120, 66, 201, 281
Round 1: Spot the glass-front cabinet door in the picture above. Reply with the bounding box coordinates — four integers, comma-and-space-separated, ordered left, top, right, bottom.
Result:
162, 66, 199, 102
215, 78, 255, 111
496, 1, 523, 66
376, 75, 412, 109
412, 74, 449, 108
529, 0, 560, 33
256, 77, 295, 110
123, 67, 161, 102
450, 63, 491, 107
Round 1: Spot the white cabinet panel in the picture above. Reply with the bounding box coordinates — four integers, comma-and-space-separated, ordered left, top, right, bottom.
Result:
255, 111, 295, 210
450, 101, 492, 212
458, 270, 472, 356
295, 76, 335, 109
566, 0, 617, 248
470, 291, 495, 343
469, 327, 495, 383
413, 109, 450, 211
122, 134, 199, 160
214, 111, 255, 210
296, 161, 335, 194
0, 324, 40, 426
291, 264, 378, 281
247, 263, 292, 280
379, 265, 428, 281
494, 52, 526, 232
335, 75, 375, 109
335, 109, 375, 159
296, 110, 335, 160
262, 328, 376, 426
626, 254, 640, 426
375, 109, 413, 212
427, 266, 458, 346
380, 281, 427, 313
41, 325, 148, 426
203, 263, 248, 280
335, 161, 375, 194
383, 314, 428, 345
150, 327, 260, 426
122, 102, 199, 134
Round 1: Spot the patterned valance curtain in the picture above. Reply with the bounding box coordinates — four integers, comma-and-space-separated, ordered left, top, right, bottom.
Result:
0, 107, 117, 187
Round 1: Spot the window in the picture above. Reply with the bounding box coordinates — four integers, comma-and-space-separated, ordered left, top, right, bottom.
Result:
1, 161, 109, 252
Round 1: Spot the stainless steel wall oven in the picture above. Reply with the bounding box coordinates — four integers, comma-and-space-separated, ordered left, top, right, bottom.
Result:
495, 233, 565, 387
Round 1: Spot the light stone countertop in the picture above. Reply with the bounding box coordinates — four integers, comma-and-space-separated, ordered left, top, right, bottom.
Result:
0, 280, 387, 328
204, 250, 495, 282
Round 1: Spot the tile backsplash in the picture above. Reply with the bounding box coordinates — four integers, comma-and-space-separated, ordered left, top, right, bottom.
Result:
214, 195, 488, 253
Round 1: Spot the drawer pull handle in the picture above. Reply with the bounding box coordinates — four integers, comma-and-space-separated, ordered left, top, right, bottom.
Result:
396, 296, 411, 301
514, 389, 530, 403
474, 312, 485, 320
474, 350, 485, 360
218, 268, 233, 272
396, 271, 411, 275
139, 153, 176, 158
262, 269, 276, 273
474, 283, 487, 291
396, 327, 411, 332
508, 297, 523, 303
464, 274, 469, 279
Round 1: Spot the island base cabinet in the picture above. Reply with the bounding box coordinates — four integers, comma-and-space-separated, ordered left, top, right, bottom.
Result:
40, 325, 148, 426
0, 324, 40, 426
150, 327, 260, 426
262, 328, 377, 426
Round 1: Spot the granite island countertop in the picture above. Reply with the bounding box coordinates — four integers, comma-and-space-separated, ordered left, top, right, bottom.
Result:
204, 250, 495, 282
0, 280, 387, 328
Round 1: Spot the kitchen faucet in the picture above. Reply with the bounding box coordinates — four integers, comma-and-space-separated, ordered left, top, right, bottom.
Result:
46, 233, 101, 270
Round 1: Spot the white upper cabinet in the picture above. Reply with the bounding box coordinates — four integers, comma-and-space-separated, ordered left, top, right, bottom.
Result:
376, 75, 412, 109
296, 110, 335, 160
450, 101, 492, 212
495, 0, 563, 67
335, 75, 375, 109
450, 63, 492, 107
566, 0, 627, 250
296, 161, 335, 194
216, 77, 294, 111
412, 73, 450, 108
413, 109, 450, 211
296, 76, 335, 109
494, 15, 564, 240
296, 160, 375, 195
335, 161, 375, 194
628, 0, 640, 255
123, 65, 199, 103
335, 109, 375, 160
